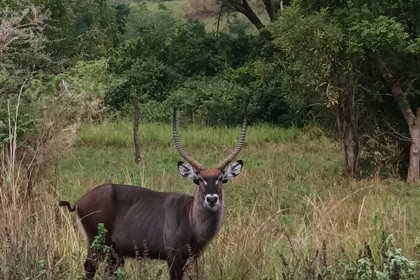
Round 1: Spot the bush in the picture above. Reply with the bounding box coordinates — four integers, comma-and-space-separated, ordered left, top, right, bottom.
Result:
344, 235, 417, 280
105, 5, 263, 120
168, 77, 249, 126
105, 57, 181, 110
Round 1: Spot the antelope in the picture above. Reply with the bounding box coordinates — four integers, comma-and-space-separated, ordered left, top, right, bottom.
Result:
59, 111, 247, 280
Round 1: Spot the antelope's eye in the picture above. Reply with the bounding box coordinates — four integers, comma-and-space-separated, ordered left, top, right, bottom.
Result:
198, 178, 204, 183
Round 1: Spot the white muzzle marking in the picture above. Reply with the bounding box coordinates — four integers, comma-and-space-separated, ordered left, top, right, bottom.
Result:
205, 194, 219, 209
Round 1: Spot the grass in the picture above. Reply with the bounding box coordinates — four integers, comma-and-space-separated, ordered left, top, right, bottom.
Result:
2, 120, 420, 279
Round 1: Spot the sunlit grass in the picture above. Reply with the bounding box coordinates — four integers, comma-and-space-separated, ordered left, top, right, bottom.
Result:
76, 121, 301, 147
3, 120, 420, 279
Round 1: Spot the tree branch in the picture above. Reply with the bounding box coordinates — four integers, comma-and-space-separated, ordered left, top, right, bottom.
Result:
374, 54, 416, 129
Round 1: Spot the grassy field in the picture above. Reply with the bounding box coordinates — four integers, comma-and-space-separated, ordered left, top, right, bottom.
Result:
2, 121, 420, 279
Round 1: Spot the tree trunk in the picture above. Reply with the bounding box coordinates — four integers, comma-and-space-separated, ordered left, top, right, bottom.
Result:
336, 87, 360, 178
407, 109, 420, 182
375, 54, 419, 182
226, 0, 265, 30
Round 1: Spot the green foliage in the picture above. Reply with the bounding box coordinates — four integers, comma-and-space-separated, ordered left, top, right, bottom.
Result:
0, 103, 36, 146
105, 3, 296, 126
31, 59, 109, 98
124, 2, 181, 41
383, 235, 416, 279
105, 4, 263, 123
269, 7, 346, 107
353, 257, 387, 280
34, 0, 118, 66
113, 267, 128, 279
91, 223, 111, 255
168, 77, 248, 125
163, 19, 223, 76
114, 3, 130, 34
0, 5, 48, 145
345, 235, 417, 280
106, 56, 180, 110
347, 15, 409, 55
268, 1, 420, 178
106, 7, 209, 110
407, 38, 420, 55
25, 59, 108, 125
0, 6, 48, 95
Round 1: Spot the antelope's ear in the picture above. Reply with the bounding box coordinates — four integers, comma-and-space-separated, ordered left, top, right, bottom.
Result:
222, 160, 243, 183
178, 161, 197, 179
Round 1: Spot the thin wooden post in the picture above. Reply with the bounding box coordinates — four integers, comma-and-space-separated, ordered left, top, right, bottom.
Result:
131, 91, 141, 164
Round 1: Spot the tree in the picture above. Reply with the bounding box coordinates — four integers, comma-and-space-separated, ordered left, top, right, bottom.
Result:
106, 4, 259, 116
269, 1, 420, 180
30, 0, 118, 69
216, 0, 291, 30
269, 8, 362, 177
220, 0, 265, 30
0, 5, 48, 144
338, 2, 420, 181
375, 55, 419, 182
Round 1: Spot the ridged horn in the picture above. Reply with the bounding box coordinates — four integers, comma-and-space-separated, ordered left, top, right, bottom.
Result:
216, 118, 247, 170
172, 109, 204, 171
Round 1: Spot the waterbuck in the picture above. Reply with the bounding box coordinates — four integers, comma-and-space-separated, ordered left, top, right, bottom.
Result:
59, 111, 247, 280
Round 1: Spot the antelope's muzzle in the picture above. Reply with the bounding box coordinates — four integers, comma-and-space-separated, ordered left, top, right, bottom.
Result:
205, 194, 219, 208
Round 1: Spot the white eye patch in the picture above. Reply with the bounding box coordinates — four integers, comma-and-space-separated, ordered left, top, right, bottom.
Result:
199, 177, 208, 186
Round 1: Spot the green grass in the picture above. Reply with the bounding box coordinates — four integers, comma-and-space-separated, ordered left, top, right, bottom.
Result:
54, 120, 420, 279
3, 120, 420, 279
60, 121, 304, 200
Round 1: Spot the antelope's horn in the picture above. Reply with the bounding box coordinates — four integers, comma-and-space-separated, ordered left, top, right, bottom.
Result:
172, 109, 204, 171
216, 118, 247, 170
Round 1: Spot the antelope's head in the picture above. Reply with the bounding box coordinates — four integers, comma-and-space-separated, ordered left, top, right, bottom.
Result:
172, 110, 247, 211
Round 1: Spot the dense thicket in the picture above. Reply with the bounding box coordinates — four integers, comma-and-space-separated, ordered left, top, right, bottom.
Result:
1, 0, 419, 180
104, 4, 293, 126
268, 1, 420, 180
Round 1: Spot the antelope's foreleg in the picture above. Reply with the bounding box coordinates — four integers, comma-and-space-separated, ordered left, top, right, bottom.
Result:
167, 250, 187, 280
84, 248, 97, 279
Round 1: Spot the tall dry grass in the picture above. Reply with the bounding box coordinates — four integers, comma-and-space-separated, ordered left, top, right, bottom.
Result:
2, 109, 420, 279
56, 122, 420, 279
0, 79, 102, 279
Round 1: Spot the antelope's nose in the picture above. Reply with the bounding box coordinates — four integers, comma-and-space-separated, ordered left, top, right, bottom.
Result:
205, 194, 219, 207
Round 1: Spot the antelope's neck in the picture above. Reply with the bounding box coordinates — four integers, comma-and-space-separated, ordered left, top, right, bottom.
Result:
189, 191, 224, 247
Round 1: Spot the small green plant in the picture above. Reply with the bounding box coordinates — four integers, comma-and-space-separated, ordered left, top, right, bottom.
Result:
383, 235, 416, 280
91, 223, 110, 255
345, 235, 417, 280
353, 257, 387, 280
90, 224, 129, 279
23, 259, 47, 280
113, 267, 127, 279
